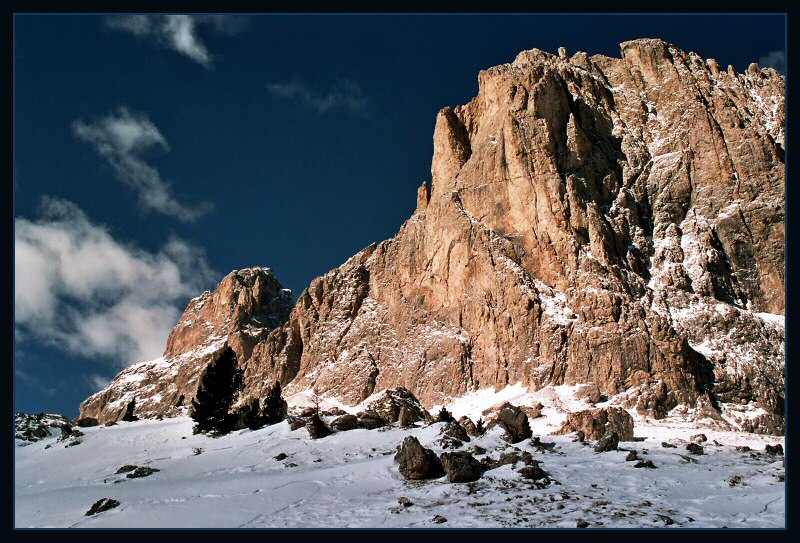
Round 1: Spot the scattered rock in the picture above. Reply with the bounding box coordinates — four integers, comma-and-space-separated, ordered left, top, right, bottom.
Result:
574, 383, 602, 404
357, 410, 388, 430
440, 451, 482, 482
14, 412, 70, 442
518, 464, 546, 480
115, 465, 138, 474
284, 462, 298, 468
556, 407, 634, 441
85, 498, 120, 516
625, 450, 639, 462
469, 445, 487, 456
690, 433, 707, 443
686, 443, 704, 455
104, 421, 117, 427
432, 515, 447, 524
634, 460, 657, 469
398, 496, 413, 507
458, 416, 478, 437
395, 436, 445, 480
330, 414, 359, 431
486, 403, 532, 443
274, 453, 288, 461
573, 430, 585, 443
289, 417, 307, 431
662, 442, 677, 449
735, 445, 751, 452
655, 514, 675, 525
321, 407, 347, 417
306, 414, 332, 439
398, 406, 417, 428
594, 432, 619, 453
677, 454, 698, 464
765, 444, 784, 456
126, 467, 160, 479
576, 519, 589, 528
729, 475, 743, 487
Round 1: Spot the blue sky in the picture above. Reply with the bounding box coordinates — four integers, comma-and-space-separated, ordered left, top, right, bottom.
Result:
13, 14, 786, 417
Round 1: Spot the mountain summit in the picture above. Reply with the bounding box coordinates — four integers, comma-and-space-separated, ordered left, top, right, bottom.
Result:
80, 39, 785, 434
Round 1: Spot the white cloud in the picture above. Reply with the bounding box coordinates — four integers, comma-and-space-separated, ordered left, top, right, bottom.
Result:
88, 374, 112, 391
14, 197, 218, 367
267, 77, 371, 116
758, 50, 786, 74
106, 14, 247, 68
73, 107, 212, 222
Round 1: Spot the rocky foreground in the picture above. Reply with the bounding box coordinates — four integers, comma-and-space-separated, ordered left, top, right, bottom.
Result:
79, 38, 785, 435
17, 386, 785, 528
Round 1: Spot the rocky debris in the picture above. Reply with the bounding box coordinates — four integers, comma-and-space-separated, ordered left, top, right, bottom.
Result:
574, 384, 602, 404
557, 407, 634, 441
57, 424, 84, 442
305, 414, 332, 439
360, 387, 426, 423
321, 407, 347, 417
487, 403, 532, 443
625, 450, 639, 461
518, 464, 546, 480
662, 442, 677, 449
432, 515, 447, 524
729, 475, 744, 487
440, 451, 483, 482
440, 421, 470, 443
357, 410, 388, 429
398, 496, 413, 507
573, 430, 586, 443
482, 450, 536, 471
14, 412, 70, 442
735, 445, 752, 453
690, 433, 708, 443
678, 454, 698, 464
594, 432, 620, 453
330, 414, 360, 431
395, 436, 445, 480
765, 444, 784, 456
529, 436, 556, 452
576, 520, 589, 528
85, 498, 120, 516
469, 445, 487, 456
634, 460, 657, 469
115, 465, 138, 474
126, 466, 160, 479
458, 416, 478, 437
81, 40, 785, 436
74, 417, 99, 428
274, 453, 288, 461
655, 514, 676, 526
284, 462, 298, 468
686, 443, 705, 455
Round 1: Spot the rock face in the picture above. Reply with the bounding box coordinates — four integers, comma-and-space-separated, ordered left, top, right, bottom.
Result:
79, 268, 292, 423
81, 39, 784, 434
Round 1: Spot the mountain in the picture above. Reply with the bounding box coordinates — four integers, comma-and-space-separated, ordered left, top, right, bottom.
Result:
80, 39, 785, 434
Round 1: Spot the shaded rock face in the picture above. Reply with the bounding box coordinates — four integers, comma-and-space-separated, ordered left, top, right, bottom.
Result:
79, 268, 292, 423
487, 403, 532, 443
82, 39, 784, 434
557, 407, 635, 441
440, 451, 482, 482
15, 413, 70, 443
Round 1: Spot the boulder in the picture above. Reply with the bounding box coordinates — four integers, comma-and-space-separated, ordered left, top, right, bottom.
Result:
765, 444, 784, 456
594, 432, 620, 453
394, 436, 445, 480
440, 451, 482, 482
556, 407, 634, 441
360, 387, 426, 423
357, 410, 388, 429
330, 414, 359, 431
398, 406, 417, 427
686, 443, 704, 455
126, 466, 160, 479
74, 417, 99, 428
574, 383, 602, 404
518, 464, 546, 480
458, 416, 478, 437
486, 403, 532, 443
85, 498, 120, 516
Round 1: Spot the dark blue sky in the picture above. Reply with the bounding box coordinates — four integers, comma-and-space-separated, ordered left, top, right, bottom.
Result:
13, 14, 786, 417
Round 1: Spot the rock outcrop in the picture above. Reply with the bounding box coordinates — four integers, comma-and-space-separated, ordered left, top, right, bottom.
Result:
80, 39, 785, 434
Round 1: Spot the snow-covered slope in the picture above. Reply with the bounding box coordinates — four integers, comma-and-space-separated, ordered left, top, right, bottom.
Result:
16, 389, 785, 528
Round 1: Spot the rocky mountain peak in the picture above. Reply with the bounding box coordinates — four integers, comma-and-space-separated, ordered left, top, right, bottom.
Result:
81, 40, 784, 434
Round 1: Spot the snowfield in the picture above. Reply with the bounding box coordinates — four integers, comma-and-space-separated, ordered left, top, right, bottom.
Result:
15, 387, 785, 528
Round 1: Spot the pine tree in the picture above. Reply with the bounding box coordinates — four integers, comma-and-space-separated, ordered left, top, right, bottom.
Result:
121, 399, 138, 422
190, 347, 244, 435
475, 417, 485, 435
236, 398, 263, 430
262, 381, 287, 424
436, 406, 454, 423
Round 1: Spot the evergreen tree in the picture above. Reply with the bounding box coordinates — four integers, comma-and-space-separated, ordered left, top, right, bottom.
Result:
475, 417, 485, 435
121, 399, 138, 422
436, 406, 454, 423
236, 398, 263, 430
263, 381, 288, 424
190, 347, 244, 435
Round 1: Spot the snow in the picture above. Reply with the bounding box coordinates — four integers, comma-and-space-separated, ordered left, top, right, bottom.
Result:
755, 313, 784, 328
15, 409, 785, 528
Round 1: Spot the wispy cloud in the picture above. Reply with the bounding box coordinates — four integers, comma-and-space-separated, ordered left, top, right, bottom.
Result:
73, 107, 212, 222
267, 77, 372, 116
758, 50, 786, 75
14, 197, 218, 367
106, 14, 247, 68
88, 374, 111, 391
